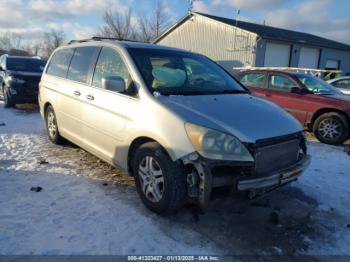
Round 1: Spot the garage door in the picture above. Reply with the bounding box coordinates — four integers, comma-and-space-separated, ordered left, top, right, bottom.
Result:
264, 42, 291, 67
298, 47, 320, 69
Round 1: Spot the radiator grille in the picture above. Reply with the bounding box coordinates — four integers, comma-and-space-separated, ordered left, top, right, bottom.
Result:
254, 139, 300, 175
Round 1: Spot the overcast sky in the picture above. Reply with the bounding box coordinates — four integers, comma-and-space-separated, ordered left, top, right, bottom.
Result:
1, 0, 349, 45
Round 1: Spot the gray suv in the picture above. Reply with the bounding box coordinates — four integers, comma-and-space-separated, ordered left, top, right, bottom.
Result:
39, 37, 310, 214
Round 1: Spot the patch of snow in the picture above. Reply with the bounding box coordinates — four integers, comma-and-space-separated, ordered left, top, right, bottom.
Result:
1, 101, 350, 255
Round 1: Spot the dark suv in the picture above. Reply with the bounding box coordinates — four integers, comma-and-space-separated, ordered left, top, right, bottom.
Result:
0, 55, 47, 107
237, 70, 350, 145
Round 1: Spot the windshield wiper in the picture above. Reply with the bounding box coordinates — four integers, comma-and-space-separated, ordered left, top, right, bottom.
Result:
317, 93, 335, 96
220, 89, 249, 94
155, 91, 209, 96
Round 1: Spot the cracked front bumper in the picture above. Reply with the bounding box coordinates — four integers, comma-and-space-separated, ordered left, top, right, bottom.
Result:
237, 155, 311, 191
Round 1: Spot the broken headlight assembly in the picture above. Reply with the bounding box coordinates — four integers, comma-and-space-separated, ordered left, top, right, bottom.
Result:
185, 123, 254, 162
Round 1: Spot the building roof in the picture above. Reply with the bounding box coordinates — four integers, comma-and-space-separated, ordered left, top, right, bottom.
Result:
155, 12, 350, 51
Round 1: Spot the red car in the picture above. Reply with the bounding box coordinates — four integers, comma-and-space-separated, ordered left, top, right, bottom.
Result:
237, 70, 350, 145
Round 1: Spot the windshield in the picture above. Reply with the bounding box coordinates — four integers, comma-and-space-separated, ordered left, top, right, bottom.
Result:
7, 58, 47, 73
297, 75, 342, 95
128, 48, 247, 96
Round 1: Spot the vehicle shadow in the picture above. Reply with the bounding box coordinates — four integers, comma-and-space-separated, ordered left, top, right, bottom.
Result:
150, 185, 320, 256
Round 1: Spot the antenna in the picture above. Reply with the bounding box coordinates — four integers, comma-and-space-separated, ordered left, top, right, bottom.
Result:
188, 0, 198, 13
235, 9, 240, 27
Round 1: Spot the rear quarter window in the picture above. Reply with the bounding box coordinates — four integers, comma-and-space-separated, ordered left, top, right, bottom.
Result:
46, 49, 74, 78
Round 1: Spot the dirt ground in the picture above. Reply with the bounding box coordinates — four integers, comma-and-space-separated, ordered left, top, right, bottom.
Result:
1, 104, 350, 257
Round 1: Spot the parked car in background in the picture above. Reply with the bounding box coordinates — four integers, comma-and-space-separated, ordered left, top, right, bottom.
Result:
0, 55, 47, 107
39, 38, 310, 214
237, 70, 350, 145
327, 76, 350, 95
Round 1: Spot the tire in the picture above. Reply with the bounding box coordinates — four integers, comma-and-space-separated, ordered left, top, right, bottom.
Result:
45, 105, 64, 144
0, 83, 4, 100
133, 142, 187, 215
3, 90, 14, 108
313, 112, 349, 145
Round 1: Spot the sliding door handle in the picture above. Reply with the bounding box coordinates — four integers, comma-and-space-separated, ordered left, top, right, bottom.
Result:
73, 90, 81, 96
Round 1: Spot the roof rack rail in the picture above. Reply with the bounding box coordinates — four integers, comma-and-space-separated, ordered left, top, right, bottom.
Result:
67, 36, 143, 45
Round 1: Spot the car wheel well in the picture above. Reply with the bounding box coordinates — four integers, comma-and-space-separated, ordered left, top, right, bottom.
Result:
127, 137, 158, 175
310, 108, 349, 129
43, 102, 52, 117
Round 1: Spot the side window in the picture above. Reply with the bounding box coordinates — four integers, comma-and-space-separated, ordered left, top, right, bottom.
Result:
92, 47, 130, 90
268, 74, 296, 92
335, 79, 350, 89
240, 73, 266, 88
46, 49, 74, 78
67, 47, 98, 84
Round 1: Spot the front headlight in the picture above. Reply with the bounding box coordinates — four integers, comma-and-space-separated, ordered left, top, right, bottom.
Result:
6, 76, 25, 84
185, 123, 254, 161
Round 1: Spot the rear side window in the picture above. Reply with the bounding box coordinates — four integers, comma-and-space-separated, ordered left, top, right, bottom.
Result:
46, 49, 74, 78
67, 47, 98, 84
240, 73, 266, 88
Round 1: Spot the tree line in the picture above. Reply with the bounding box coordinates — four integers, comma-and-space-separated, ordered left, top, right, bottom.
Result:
0, 1, 170, 58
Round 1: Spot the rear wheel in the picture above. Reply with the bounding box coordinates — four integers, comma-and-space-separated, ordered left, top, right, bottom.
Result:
45, 105, 64, 144
133, 142, 187, 215
313, 112, 348, 145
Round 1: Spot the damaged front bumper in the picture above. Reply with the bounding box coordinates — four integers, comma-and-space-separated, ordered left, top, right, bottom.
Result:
237, 154, 311, 191
182, 152, 311, 207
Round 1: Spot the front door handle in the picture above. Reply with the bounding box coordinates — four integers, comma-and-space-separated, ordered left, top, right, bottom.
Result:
73, 90, 81, 96
86, 94, 94, 101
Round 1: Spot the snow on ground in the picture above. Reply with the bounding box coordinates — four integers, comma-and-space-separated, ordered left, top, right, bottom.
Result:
0, 102, 350, 256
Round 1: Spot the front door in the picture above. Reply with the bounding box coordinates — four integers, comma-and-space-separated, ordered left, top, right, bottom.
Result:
82, 47, 133, 165
266, 73, 309, 125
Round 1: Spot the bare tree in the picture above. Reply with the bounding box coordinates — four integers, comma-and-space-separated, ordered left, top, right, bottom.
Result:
137, 1, 170, 42
153, 1, 169, 38
23, 41, 43, 56
99, 8, 135, 40
0, 32, 23, 50
137, 16, 154, 42
43, 29, 66, 57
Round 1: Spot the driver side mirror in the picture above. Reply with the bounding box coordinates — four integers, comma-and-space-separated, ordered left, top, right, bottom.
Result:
102, 76, 126, 93
290, 86, 303, 94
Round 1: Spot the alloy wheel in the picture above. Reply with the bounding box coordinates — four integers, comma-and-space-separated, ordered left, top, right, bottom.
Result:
318, 118, 342, 140
47, 111, 57, 139
138, 156, 164, 203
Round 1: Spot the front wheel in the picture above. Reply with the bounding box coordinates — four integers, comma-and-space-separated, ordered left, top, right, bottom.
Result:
133, 142, 187, 215
313, 112, 349, 145
3, 90, 14, 108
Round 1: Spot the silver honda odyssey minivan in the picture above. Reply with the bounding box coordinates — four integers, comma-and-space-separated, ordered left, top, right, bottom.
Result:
39, 37, 310, 214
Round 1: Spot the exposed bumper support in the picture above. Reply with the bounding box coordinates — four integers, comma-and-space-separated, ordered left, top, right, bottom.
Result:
237, 155, 311, 191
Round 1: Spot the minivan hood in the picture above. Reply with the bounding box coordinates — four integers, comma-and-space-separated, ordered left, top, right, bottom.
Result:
159, 94, 302, 143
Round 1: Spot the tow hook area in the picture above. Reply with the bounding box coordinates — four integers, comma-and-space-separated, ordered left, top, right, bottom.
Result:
181, 152, 212, 208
